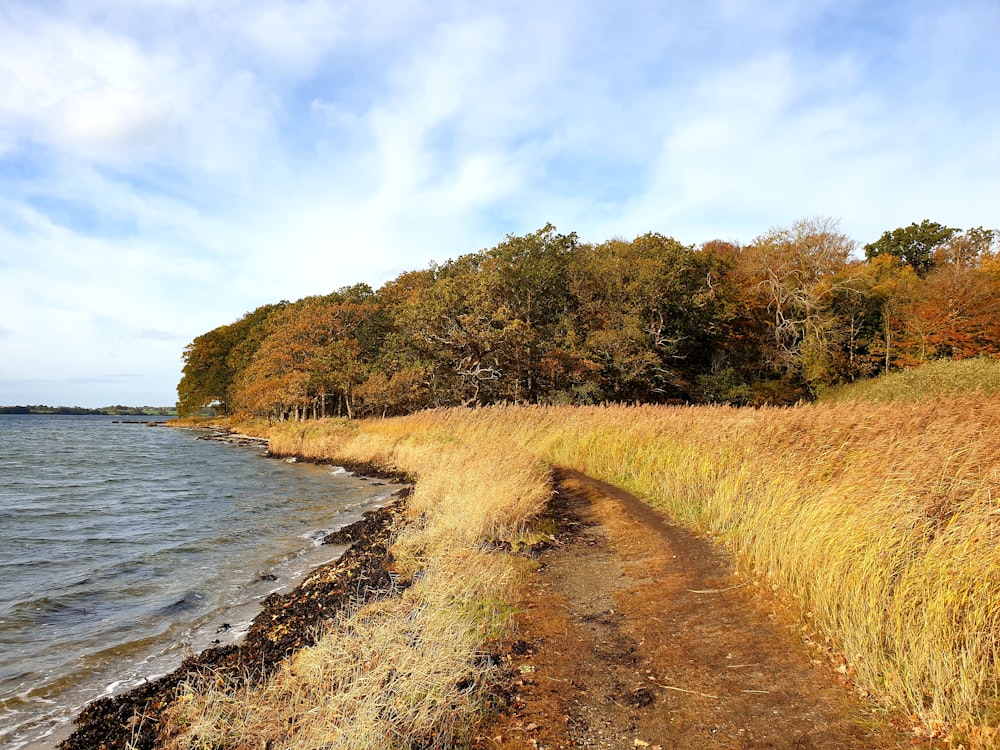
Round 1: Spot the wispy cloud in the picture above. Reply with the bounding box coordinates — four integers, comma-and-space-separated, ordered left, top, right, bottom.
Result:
136, 329, 182, 342
0, 0, 997, 406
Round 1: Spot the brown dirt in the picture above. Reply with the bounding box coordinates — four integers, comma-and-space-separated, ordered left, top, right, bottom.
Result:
476, 468, 918, 750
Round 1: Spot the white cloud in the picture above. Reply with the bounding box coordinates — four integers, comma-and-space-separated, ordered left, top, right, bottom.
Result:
0, 5, 285, 178
136, 329, 183, 341
235, 0, 349, 71
583, 4, 1000, 245
0, 16, 168, 143
46, 90, 172, 156
1, 0, 999, 405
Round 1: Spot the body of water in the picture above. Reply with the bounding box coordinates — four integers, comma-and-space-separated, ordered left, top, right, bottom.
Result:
0, 415, 395, 748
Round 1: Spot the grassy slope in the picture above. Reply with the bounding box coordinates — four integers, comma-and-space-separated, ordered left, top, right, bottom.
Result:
821, 357, 1000, 403
169, 377, 1000, 747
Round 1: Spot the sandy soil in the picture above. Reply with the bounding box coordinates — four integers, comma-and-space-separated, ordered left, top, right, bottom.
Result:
476, 469, 916, 750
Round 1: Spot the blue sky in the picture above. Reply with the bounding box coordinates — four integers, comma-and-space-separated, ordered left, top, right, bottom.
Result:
1, 0, 998, 407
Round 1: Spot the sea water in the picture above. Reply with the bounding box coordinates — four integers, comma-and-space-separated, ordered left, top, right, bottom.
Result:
0, 415, 396, 748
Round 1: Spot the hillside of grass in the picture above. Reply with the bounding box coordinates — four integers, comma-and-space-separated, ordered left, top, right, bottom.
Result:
167, 395, 1000, 748
821, 357, 1000, 403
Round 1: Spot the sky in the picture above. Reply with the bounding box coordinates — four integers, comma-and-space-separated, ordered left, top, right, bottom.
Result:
1, 0, 998, 408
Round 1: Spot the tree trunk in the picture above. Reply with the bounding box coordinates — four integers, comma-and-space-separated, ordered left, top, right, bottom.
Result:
848, 317, 855, 378
884, 320, 891, 374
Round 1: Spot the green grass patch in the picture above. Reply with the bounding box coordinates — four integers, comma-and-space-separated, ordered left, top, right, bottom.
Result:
820, 358, 1000, 403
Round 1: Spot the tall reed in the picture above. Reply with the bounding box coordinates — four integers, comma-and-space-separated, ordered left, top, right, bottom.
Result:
171, 395, 1000, 745
164, 417, 550, 749
406, 400, 1000, 743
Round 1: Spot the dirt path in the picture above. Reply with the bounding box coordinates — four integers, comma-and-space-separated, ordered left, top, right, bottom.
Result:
477, 469, 912, 750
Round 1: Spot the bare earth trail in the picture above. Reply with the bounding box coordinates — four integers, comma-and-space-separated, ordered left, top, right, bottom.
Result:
477, 469, 912, 750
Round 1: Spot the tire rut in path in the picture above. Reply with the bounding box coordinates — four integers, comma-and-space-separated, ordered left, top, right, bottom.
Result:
477, 468, 909, 749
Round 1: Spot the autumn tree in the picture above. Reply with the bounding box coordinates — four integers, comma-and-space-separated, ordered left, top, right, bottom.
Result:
180, 219, 1000, 417
898, 262, 1000, 362
177, 303, 285, 416
931, 226, 998, 268
738, 218, 855, 392
230, 289, 375, 420
354, 367, 429, 417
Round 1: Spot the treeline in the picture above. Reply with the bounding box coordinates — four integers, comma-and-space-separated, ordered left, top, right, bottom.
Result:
0, 405, 178, 416
177, 218, 1000, 420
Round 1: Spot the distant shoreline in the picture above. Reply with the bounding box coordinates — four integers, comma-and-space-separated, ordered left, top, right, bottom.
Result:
0, 406, 177, 416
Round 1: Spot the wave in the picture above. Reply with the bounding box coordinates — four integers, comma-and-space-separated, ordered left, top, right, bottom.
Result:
0, 416, 404, 749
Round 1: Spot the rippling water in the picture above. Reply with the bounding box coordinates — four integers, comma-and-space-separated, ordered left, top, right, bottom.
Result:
0, 415, 395, 749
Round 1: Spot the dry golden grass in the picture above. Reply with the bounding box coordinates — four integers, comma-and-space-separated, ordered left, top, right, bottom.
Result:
165, 551, 523, 750
412, 400, 1000, 746
162, 415, 550, 749
167, 396, 1000, 747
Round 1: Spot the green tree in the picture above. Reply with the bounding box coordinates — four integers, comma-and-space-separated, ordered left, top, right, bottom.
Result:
386, 255, 496, 407
369, 268, 440, 409
864, 220, 959, 277
474, 224, 580, 403
378, 226, 582, 407
177, 328, 233, 416
827, 255, 919, 380
569, 233, 731, 402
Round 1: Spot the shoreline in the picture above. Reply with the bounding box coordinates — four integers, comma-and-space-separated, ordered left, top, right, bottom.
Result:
56, 447, 413, 750
183, 423, 414, 484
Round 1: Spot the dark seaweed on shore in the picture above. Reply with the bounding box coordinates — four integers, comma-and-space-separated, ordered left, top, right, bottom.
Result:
60, 492, 409, 750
